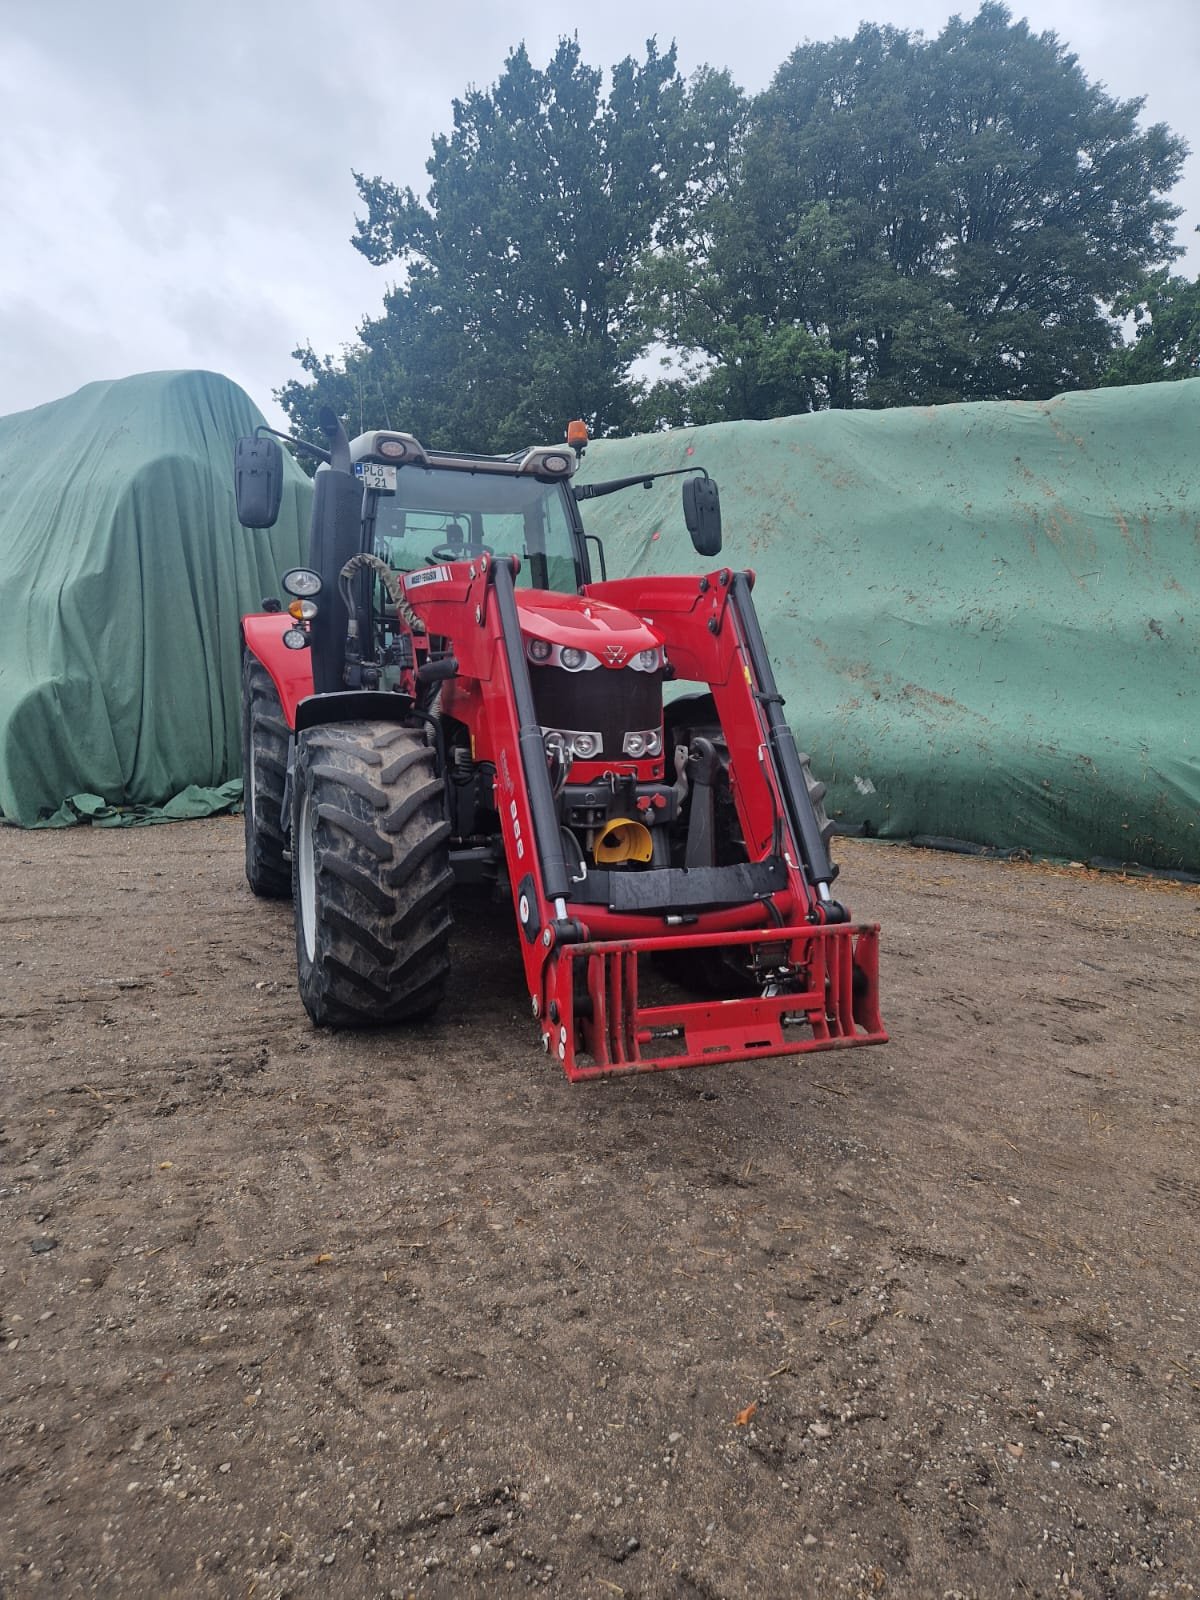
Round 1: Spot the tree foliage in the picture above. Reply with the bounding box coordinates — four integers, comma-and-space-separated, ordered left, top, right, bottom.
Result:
281, 38, 703, 453
1103, 269, 1200, 386
638, 4, 1187, 423
279, 10, 1189, 447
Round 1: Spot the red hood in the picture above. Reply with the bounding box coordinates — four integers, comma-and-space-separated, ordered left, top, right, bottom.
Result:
516, 590, 659, 664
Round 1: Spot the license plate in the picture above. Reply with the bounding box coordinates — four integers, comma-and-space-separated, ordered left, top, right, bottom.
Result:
355, 462, 397, 491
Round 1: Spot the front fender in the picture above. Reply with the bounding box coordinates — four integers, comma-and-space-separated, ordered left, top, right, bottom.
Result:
241, 612, 314, 731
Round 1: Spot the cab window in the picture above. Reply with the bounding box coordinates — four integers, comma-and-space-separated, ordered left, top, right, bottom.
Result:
372, 468, 580, 592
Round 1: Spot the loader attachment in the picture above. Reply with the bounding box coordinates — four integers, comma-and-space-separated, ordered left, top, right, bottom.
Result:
430, 554, 892, 1083
548, 921, 884, 1081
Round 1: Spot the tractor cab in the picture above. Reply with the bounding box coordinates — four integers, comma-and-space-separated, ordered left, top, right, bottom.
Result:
352, 429, 585, 594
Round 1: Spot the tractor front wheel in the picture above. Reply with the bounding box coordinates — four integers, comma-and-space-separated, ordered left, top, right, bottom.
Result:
242, 654, 291, 899
291, 721, 452, 1027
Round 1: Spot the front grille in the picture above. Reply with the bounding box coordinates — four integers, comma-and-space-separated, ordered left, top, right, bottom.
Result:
531, 665, 661, 755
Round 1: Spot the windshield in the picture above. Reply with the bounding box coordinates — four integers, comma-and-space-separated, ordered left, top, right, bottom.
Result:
371, 467, 580, 593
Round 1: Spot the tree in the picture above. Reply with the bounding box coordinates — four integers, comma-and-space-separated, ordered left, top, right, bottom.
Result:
281, 38, 708, 453
281, 11, 1190, 442
1103, 268, 1200, 386
637, 4, 1188, 422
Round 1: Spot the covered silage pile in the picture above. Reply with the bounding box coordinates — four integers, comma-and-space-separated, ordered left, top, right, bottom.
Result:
0, 370, 310, 827
577, 381, 1200, 871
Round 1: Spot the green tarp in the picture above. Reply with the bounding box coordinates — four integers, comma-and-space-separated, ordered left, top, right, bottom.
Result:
4, 370, 1196, 867
0, 371, 310, 827
576, 381, 1200, 871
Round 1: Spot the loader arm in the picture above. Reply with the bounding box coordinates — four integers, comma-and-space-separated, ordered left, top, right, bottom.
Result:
408, 555, 885, 1080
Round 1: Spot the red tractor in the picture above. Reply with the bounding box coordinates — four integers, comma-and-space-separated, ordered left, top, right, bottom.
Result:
233, 409, 885, 1080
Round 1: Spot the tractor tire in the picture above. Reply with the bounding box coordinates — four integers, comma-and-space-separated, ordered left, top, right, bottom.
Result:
291, 720, 452, 1028
797, 750, 835, 858
665, 698, 835, 861
242, 654, 291, 899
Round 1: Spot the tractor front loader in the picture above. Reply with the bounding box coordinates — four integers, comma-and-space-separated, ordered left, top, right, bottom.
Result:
233, 410, 886, 1080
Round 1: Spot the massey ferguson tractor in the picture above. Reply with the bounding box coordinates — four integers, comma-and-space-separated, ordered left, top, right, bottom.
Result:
233, 409, 885, 1080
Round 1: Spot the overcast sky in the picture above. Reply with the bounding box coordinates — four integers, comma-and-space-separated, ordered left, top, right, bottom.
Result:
2, 0, 1196, 428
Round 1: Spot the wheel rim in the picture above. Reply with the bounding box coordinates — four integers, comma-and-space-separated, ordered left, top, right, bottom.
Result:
297, 787, 317, 960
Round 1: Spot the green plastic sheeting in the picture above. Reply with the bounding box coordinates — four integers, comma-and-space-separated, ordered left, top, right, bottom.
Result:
577, 382, 1200, 871
0, 371, 311, 827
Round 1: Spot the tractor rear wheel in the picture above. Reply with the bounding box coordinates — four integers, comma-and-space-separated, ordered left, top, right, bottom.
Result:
242, 654, 291, 899
291, 721, 452, 1027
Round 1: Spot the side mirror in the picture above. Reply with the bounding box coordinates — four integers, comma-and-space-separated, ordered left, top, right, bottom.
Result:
234, 435, 284, 528
682, 477, 722, 558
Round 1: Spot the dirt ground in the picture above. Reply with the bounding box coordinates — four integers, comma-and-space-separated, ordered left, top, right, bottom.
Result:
2, 819, 1198, 1599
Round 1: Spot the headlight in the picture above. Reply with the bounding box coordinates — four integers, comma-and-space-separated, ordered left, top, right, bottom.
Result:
282, 567, 322, 598
288, 599, 318, 621
528, 643, 601, 671
542, 728, 603, 760
630, 647, 663, 673
518, 446, 577, 477
565, 647, 601, 671
622, 728, 662, 757
282, 628, 308, 650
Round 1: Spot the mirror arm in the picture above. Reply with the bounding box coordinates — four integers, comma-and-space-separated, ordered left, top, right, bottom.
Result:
574, 466, 708, 502
254, 423, 331, 466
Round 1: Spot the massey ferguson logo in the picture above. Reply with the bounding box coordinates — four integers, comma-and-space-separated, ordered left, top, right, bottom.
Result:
604, 644, 628, 666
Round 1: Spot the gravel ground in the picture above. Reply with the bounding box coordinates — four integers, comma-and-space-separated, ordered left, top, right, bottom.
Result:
2, 818, 1199, 1598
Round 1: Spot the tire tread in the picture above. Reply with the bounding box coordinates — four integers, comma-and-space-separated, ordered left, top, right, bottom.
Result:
292, 720, 451, 1028
242, 656, 291, 899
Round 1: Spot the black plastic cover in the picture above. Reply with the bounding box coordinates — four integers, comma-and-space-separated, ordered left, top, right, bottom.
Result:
570, 855, 786, 913
682, 478, 722, 557
234, 435, 284, 528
